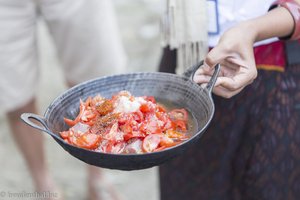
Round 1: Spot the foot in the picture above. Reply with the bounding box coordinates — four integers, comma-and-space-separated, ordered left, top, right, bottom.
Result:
35, 176, 63, 200
88, 178, 121, 200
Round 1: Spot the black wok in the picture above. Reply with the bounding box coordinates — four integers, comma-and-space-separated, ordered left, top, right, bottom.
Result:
21, 61, 220, 170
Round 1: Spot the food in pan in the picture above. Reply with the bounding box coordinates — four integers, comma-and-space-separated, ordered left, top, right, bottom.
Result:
59, 91, 190, 154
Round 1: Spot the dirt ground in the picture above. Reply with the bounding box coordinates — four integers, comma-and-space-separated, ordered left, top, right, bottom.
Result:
0, 1, 164, 200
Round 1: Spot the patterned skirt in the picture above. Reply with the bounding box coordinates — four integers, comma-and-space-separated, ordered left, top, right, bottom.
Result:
158, 48, 300, 200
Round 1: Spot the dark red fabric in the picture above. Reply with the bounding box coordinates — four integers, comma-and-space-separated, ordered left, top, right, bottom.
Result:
254, 41, 286, 70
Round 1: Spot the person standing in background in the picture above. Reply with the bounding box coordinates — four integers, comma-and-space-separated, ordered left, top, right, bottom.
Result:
0, 0, 126, 200
159, 0, 300, 199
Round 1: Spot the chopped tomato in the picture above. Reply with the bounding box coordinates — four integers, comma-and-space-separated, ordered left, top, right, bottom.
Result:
155, 112, 169, 125
118, 113, 132, 125
173, 120, 187, 131
169, 109, 188, 122
160, 135, 176, 147
166, 130, 188, 140
144, 96, 156, 104
142, 134, 161, 153
84, 96, 93, 107
123, 139, 143, 154
111, 142, 126, 154
153, 146, 167, 152
98, 140, 114, 153
139, 119, 163, 134
140, 103, 151, 113
60, 91, 190, 154
76, 100, 86, 121
132, 111, 144, 123
120, 122, 133, 135
156, 104, 166, 112
60, 131, 69, 139
74, 133, 101, 150
123, 131, 144, 141
81, 110, 96, 122
64, 117, 77, 127
104, 123, 124, 142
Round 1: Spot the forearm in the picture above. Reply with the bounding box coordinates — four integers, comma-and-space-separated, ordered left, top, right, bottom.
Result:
240, 7, 295, 43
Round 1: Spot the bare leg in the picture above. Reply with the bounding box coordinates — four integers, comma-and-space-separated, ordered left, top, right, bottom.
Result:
87, 165, 121, 200
7, 98, 60, 198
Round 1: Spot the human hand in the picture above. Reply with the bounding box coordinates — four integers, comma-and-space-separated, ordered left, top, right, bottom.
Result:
193, 23, 258, 98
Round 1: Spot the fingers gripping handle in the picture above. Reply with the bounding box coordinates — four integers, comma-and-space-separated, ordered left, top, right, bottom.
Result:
206, 63, 220, 93
183, 61, 220, 94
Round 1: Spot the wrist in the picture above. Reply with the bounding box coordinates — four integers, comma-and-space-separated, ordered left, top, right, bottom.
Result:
269, 0, 300, 40
236, 21, 258, 44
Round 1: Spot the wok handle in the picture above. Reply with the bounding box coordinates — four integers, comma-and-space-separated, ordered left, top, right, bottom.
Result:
182, 60, 204, 78
20, 113, 59, 139
206, 63, 221, 94
183, 60, 221, 94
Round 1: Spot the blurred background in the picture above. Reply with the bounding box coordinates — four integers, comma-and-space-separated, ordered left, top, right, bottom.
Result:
0, 1, 164, 199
